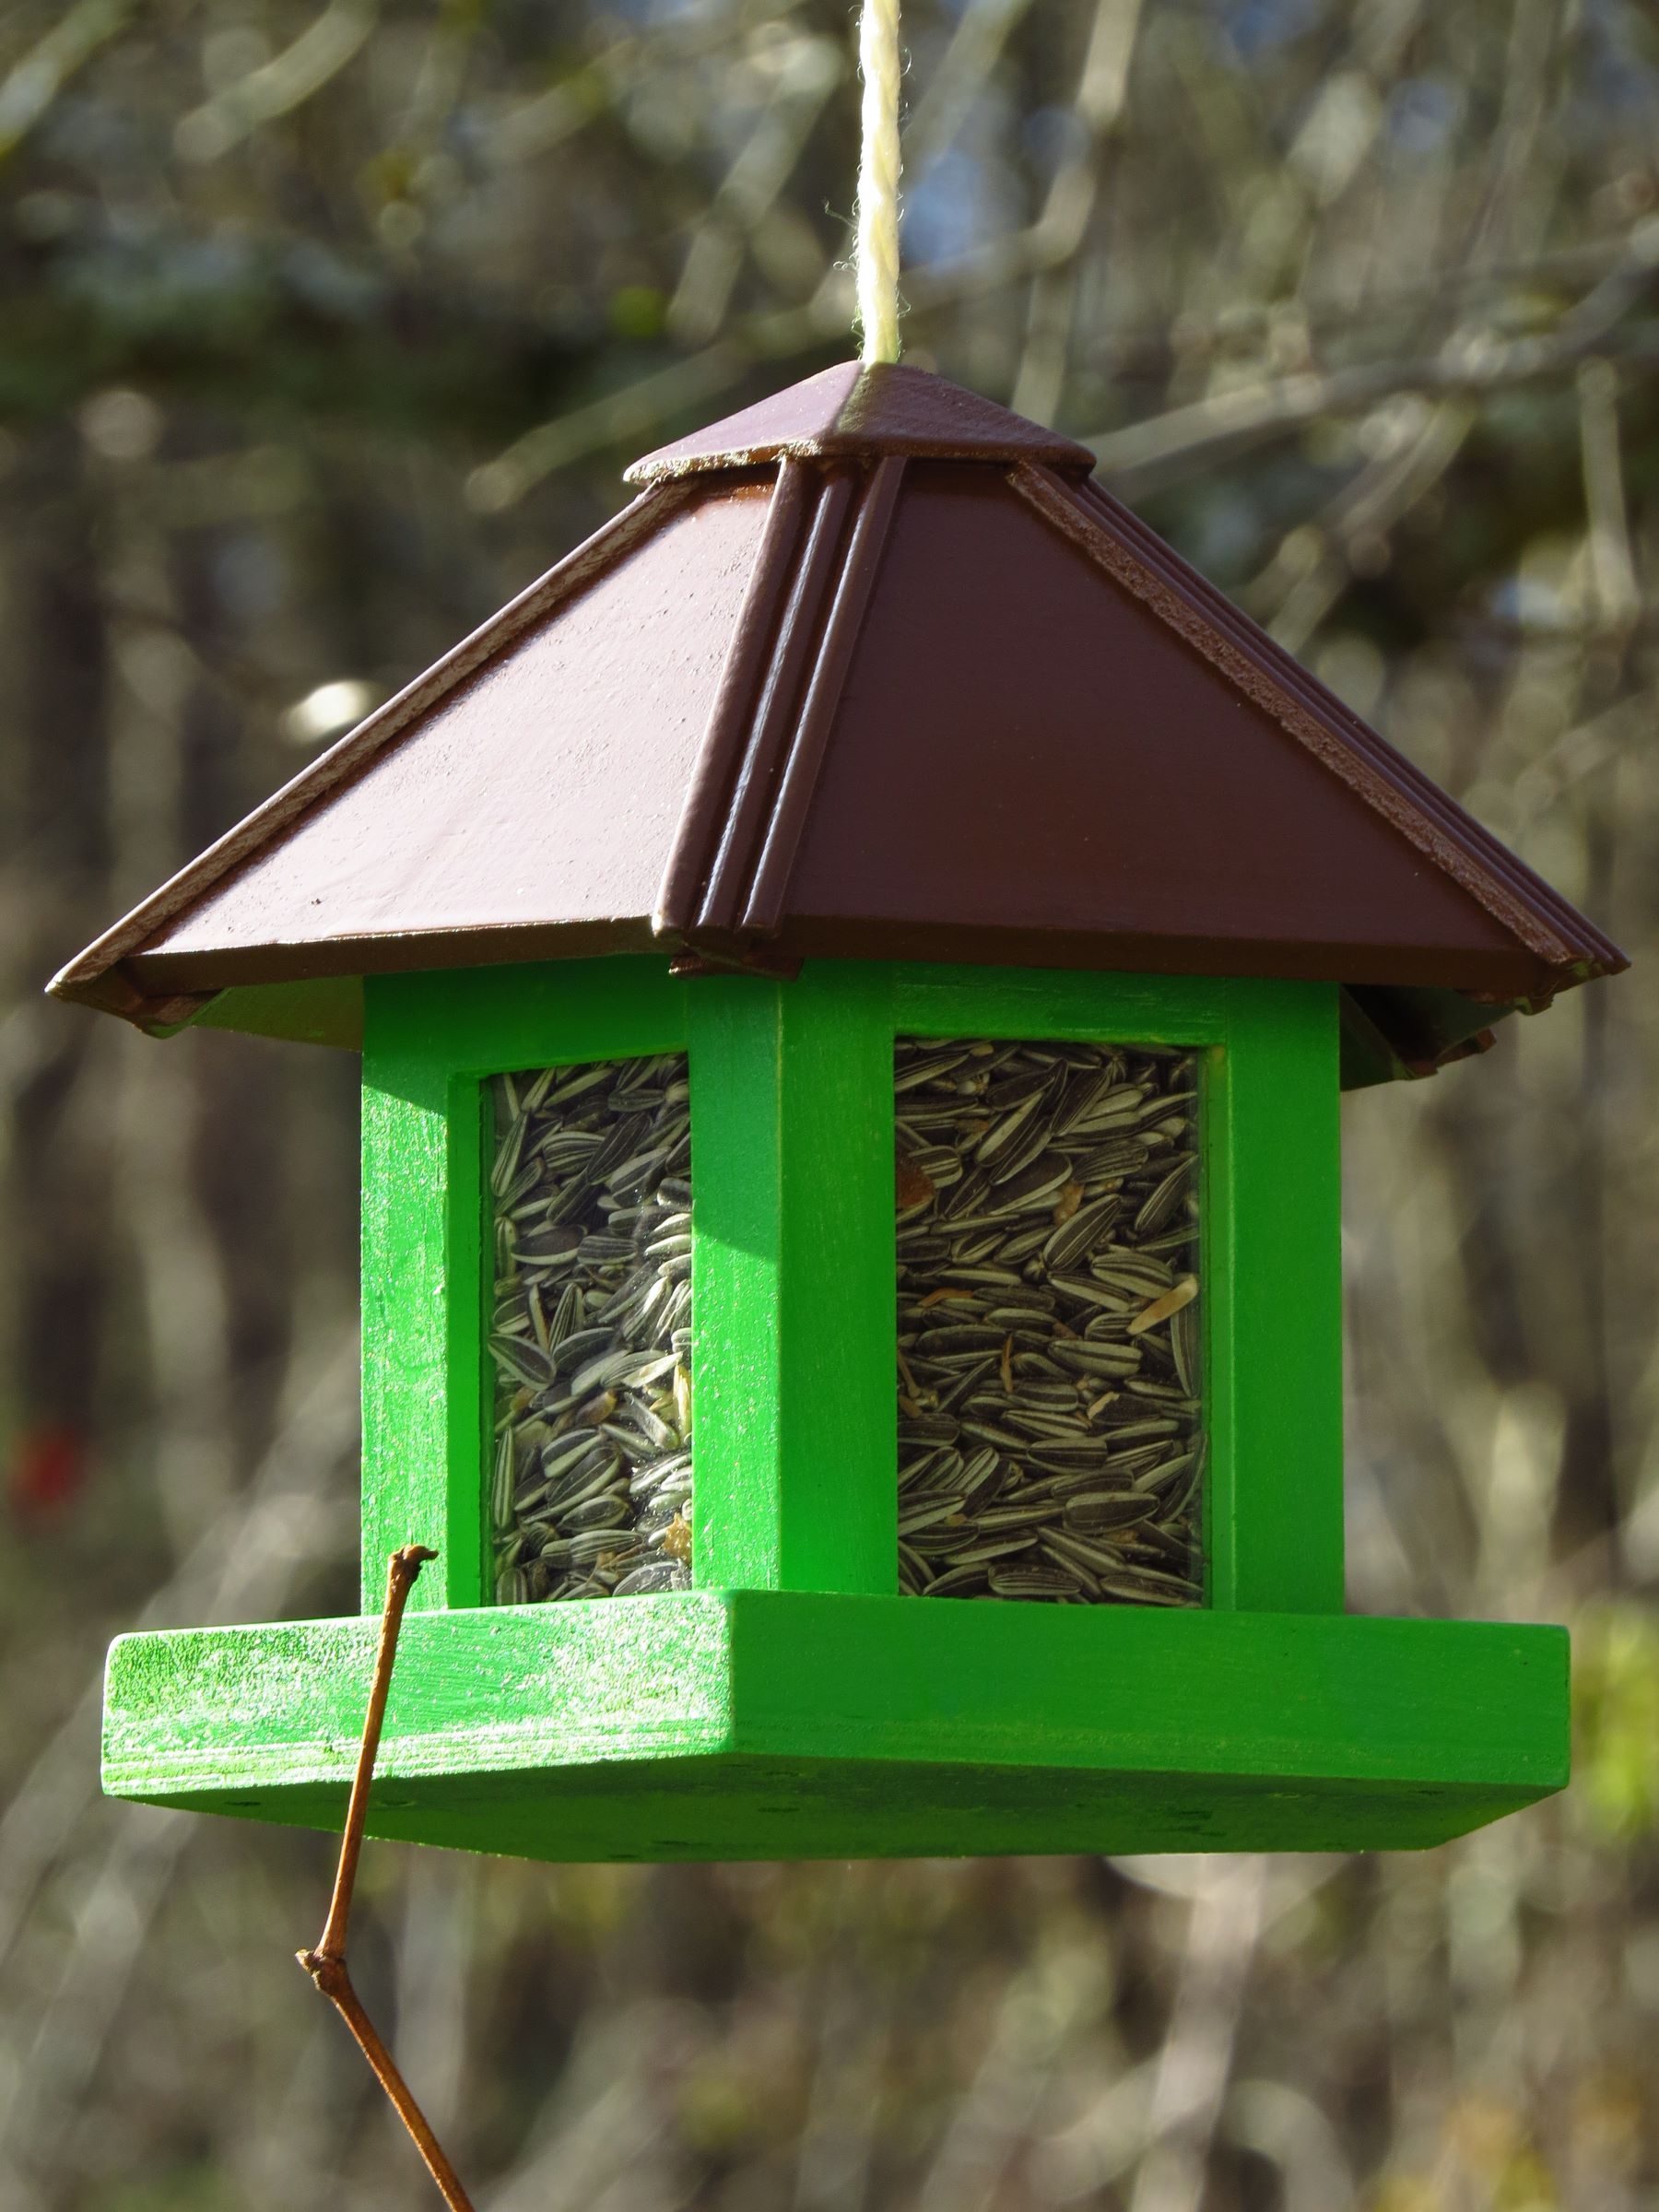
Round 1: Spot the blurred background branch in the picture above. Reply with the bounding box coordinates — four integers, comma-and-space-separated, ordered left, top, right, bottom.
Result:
1, 0, 1657, 2205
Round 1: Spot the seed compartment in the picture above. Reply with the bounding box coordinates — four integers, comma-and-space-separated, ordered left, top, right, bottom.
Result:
896, 1037, 1203, 1605
488, 1053, 692, 1604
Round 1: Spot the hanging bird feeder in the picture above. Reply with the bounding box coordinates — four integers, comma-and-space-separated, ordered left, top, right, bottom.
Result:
54, 360, 1624, 1863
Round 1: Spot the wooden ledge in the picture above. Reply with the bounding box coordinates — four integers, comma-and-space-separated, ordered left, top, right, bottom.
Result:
103, 1591, 1568, 1862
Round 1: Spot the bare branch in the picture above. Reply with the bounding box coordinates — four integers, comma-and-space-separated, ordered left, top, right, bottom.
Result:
297, 1545, 477, 2212
1087, 314, 1659, 498
0, 0, 133, 162
174, 0, 380, 165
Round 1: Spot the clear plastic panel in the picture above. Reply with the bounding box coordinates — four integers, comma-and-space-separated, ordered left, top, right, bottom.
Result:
895, 1038, 1203, 1605
488, 1054, 692, 1603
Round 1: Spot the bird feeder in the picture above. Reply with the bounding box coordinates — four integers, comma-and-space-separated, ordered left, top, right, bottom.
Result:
56, 363, 1624, 1864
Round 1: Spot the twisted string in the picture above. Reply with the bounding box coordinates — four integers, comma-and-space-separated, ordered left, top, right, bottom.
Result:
854, 0, 902, 364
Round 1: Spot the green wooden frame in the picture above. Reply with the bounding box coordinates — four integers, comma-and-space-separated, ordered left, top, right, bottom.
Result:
102, 951, 1567, 1862
103, 1596, 1566, 1861
360, 956, 1344, 1620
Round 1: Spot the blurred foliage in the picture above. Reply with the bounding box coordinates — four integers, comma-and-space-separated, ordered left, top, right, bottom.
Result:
1574, 1603, 1659, 1843
2, 0, 1658, 2206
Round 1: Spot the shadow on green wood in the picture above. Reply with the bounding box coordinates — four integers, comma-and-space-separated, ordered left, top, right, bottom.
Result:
103, 1594, 1567, 1861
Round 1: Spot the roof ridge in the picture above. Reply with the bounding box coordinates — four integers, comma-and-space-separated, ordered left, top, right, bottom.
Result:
695, 469, 858, 934
48, 481, 689, 1013
653, 457, 814, 938
654, 456, 907, 947
1012, 465, 1625, 986
742, 456, 905, 934
628, 361, 1092, 482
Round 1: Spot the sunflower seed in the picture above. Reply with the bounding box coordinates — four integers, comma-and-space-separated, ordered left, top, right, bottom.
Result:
988, 1565, 1085, 1600
975, 1084, 1051, 1167
925, 1563, 993, 1597
1126, 1277, 1200, 1336
1065, 1492, 1157, 1535
900, 1497, 968, 1536
1135, 1156, 1196, 1236
491, 1431, 517, 1530
947, 1533, 1041, 1565
489, 1332, 554, 1388
1042, 1195, 1124, 1272
614, 1562, 681, 1596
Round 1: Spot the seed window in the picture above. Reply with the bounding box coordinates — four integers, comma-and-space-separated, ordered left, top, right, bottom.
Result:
488, 1053, 692, 1604
896, 1038, 1203, 1605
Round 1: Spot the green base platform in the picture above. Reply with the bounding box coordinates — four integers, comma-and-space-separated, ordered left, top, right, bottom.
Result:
103, 1591, 1569, 1862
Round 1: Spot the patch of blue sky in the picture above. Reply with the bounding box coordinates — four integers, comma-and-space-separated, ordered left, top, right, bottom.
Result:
1580, 0, 1659, 115
1385, 78, 1463, 158
902, 145, 1019, 265
1212, 0, 1324, 65
1022, 105, 1091, 179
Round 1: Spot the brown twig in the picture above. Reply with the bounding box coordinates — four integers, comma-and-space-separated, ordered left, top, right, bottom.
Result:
297, 1544, 477, 2212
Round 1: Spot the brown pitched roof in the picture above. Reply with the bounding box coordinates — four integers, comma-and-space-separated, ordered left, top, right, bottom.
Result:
49, 362, 1624, 1084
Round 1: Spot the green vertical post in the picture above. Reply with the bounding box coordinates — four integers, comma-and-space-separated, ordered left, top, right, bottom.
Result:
688, 965, 898, 1594
1206, 981, 1344, 1614
777, 964, 898, 1593
361, 989, 486, 1616
688, 977, 785, 1589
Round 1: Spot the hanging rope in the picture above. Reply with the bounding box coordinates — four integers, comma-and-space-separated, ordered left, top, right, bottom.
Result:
854, 0, 902, 363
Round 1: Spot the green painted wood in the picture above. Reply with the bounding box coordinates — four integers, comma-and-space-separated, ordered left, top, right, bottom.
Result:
892, 967, 1240, 1048
101, 1594, 1569, 1861
380, 959, 688, 1077
1211, 982, 1345, 1612
362, 957, 1343, 1622
686, 968, 897, 1592
778, 967, 897, 1592
362, 959, 690, 1614
893, 966, 1343, 1614
120, 1761, 1554, 1863
193, 975, 363, 1048
114, 951, 1559, 1866
685, 977, 784, 1589
360, 1041, 480, 1613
